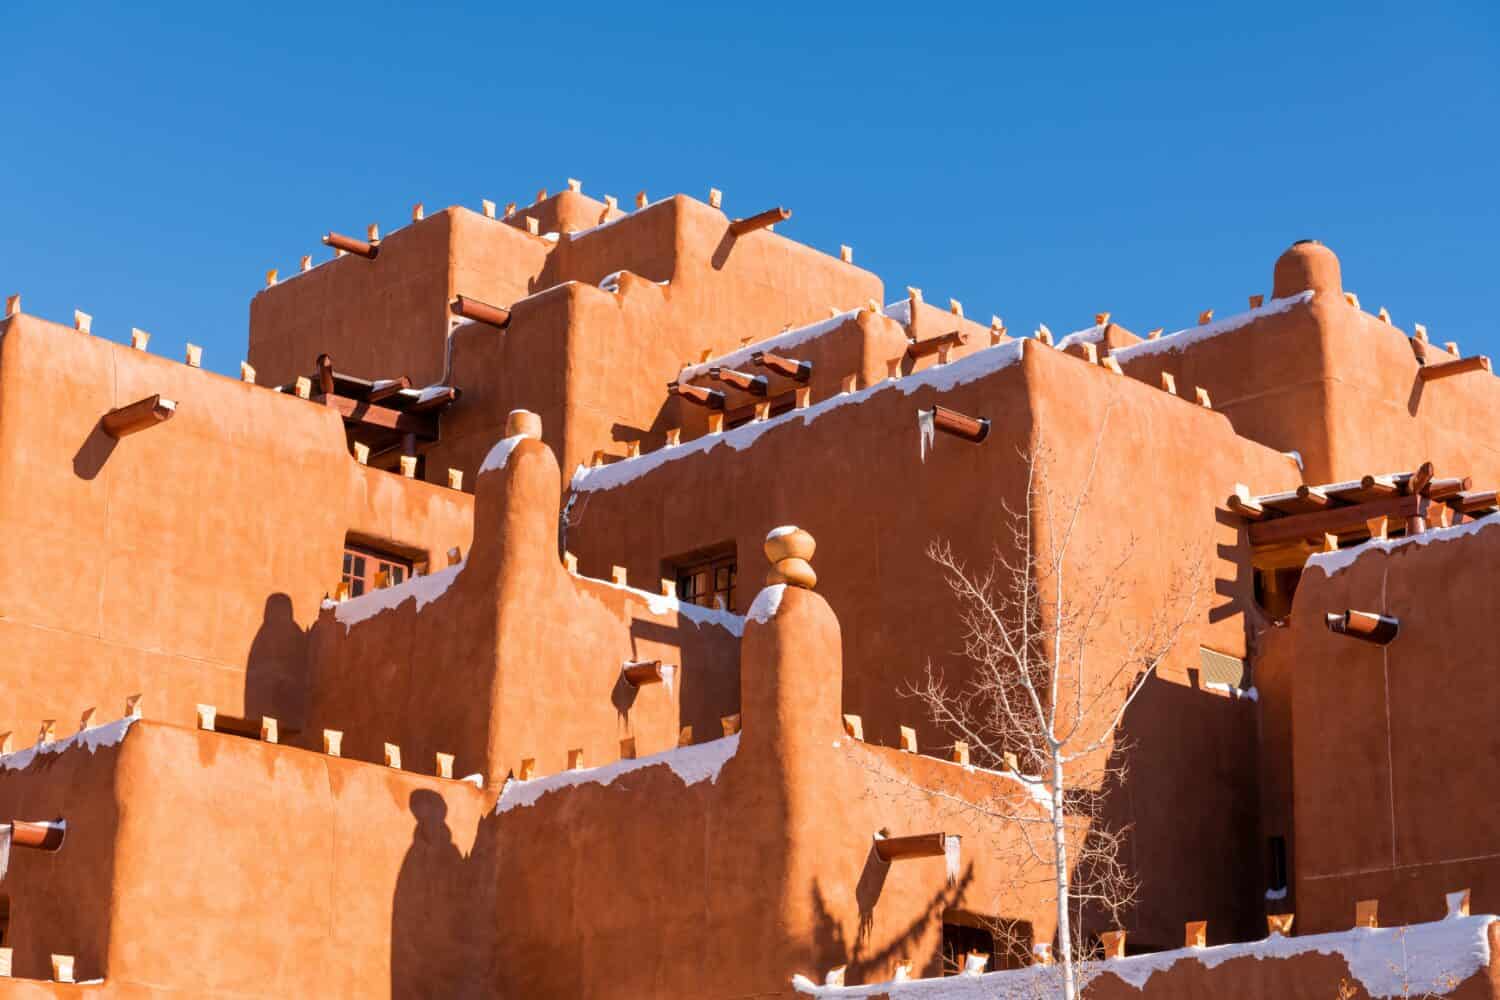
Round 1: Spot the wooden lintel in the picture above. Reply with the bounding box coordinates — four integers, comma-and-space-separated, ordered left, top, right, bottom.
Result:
1249, 495, 1425, 546
1419, 356, 1491, 382
101, 394, 177, 439
873, 832, 948, 863
728, 206, 791, 237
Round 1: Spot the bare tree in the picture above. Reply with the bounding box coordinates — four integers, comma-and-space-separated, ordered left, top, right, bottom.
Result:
906, 414, 1206, 999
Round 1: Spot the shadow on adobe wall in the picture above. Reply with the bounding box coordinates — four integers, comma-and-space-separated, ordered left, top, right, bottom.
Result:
242, 594, 308, 728
71, 422, 117, 480
809, 866, 975, 982
390, 790, 496, 999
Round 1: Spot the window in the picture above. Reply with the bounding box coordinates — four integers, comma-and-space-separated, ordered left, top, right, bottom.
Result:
1268, 835, 1288, 893
341, 543, 412, 597
669, 545, 737, 613
941, 915, 1032, 973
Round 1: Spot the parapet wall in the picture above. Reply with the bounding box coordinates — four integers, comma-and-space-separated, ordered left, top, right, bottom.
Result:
0, 313, 473, 745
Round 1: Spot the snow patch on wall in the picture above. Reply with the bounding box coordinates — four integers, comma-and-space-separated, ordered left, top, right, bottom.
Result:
1109, 291, 1316, 364
791, 915, 1496, 998
573, 338, 1028, 494
478, 432, 529, 475
1307, 516, 1500, 578
746, 584, 787, 624
676, 310, 861, 384
330, 563, 465, 633
496, 733, 740, 813
0, 716, 137, 772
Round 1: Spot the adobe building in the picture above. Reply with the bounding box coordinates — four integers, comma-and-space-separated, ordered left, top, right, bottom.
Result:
2, 184, 1500, 997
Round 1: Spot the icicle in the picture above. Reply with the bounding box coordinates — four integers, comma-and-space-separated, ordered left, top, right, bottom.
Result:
660, 664, 677, 698
918, 408, 936, 462
0, 823, 10, 881
945, 834, 961, 885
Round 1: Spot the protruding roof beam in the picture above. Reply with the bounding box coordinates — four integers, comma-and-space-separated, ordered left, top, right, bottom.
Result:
451, 295, 512, 328
873, 832, 949, 863
751, 350, 812, 382
1419, 355, 1491, 381
728, 207, 791, 237
907, 329, 968, 360
707, 367, 769, 396
101, 394, 177, 439
1325, 610, 1400, 645
323, 231, 378, 259
930, 404, 990, 444
667, 381, 726, 410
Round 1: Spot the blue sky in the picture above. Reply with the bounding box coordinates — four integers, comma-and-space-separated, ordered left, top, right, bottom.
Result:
2, 2, 1495, 374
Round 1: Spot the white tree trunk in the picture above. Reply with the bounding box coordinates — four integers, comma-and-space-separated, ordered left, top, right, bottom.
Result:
1052, 753, 1077, 1000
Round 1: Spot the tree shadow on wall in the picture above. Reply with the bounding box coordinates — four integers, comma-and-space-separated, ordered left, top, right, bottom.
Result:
242, 593, 309, 728
390, 790, 492, 999
809, 865, 974, 984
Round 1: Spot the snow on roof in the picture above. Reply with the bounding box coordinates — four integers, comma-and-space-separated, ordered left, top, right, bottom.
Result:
496, 733, 740, 813
792, 914, 1496, 998
1306, 514, 1500, 578
1109, 290, 1316, 365
1053, 324, 1107, 351
0, 716, 137, 772
676, 310, 862, 384
883, 299, 912, 326
589, 575, 747, 637
574, 337, 1029, 495
328, 562, 465, 633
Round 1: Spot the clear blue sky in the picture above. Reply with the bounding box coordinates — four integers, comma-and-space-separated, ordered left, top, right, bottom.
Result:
2, 2, 1495, 375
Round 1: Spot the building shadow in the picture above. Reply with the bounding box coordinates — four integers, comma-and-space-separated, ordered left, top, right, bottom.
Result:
71, 422, 117, 480
390, 790, 485, 999
243, 593, 309, 728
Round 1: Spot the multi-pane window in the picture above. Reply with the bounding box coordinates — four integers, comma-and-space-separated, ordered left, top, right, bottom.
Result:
341, 544, 411, 597
676, 552, 737, 612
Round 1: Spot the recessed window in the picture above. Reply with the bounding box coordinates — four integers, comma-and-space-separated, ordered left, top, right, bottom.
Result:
668, 545, 737, 613
342, 543, 413, 597
942, 915, 1032, 973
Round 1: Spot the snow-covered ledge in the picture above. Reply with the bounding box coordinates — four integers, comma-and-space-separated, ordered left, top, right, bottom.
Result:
495, 734, 740, 813
1307, 515, 1500, 578
0, 716, 138, 773
791, 914, 1496, 998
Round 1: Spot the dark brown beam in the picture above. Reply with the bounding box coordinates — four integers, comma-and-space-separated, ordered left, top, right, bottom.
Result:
367, 376, 412, 403
10, 819, 65, 850
323, 231, 378, 259
874, 832, 948, 863
101, 394, 177, 439
1325, 610, 1400, 646
667, 381, 726, 410
1425, 476, 1471, 501
622, 660, 663, 686
450, 295, 512, 328
907, 330, 968, 360
728, 207, 791, 237
707, 367, 769, 396
1456, 490, 1499, 513
1419, 356, 1491, 381
1249, 494, 1425, 546
931, 404, 990, 444
314, 394, 439, 436
406, 387, 460, 413
751, 350, 813, 382
316, 354, 336, 402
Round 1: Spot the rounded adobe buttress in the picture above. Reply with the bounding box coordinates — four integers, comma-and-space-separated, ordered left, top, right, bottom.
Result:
1272, 239, 1342, 299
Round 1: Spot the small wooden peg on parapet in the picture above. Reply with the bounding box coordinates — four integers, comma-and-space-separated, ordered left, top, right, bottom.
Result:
241, 361, 257, 383
824, 966, 846, 986
1199, 309, 1213, 325
1355, 899, 1378, 929
51, 955, 75, 984
518, 757, 536, 780
74, 310, 92, 333
384, 743, 402, 769
619, 737, 637, 760
893, 960, 914, 982
448, 546, 462, 567
126, 693, 143, 718
78, 707, 97, 731
1195, 386, 1212, 408
708, 187, 722, 209
567, 748, 585, 770
611, 565, 628, 586
563, 552, 578, 574
1447, 889, 1471, 918
1185, 921, 1207, 948
952, 741, 970, 766
721, 714, 741, 736
840, 245, 853, 263
195, 705, 216, 732
1100, 930, 1126, 959
130, 327, 150, 350
323, 729, 343, 756
842, 714, 863, 740
412, 202, 425, 222
899, 726, 918, 753
435, 752, 454, 779
447, 468, 463, 490
677, 726, 693, 747
0, 733, 12, 754
0, 946, 11, 976
963, 951, 989, 975
1267, 913, 1295, 936
300, 255, 312, 273
260, 717, 278, 744
4, 294, 19, 317
266, 269, 278, 288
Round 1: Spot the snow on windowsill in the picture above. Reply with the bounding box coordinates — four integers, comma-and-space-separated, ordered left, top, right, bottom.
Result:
327, 562, 465, 633
588, 575, 746, 637
792, 914, 1496, 998
496, 733, 739, 813
1307, 516, 1500, 578
574, 338, 1029, 495
0, 717, 138, 772
1108, 291, 1316, 365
